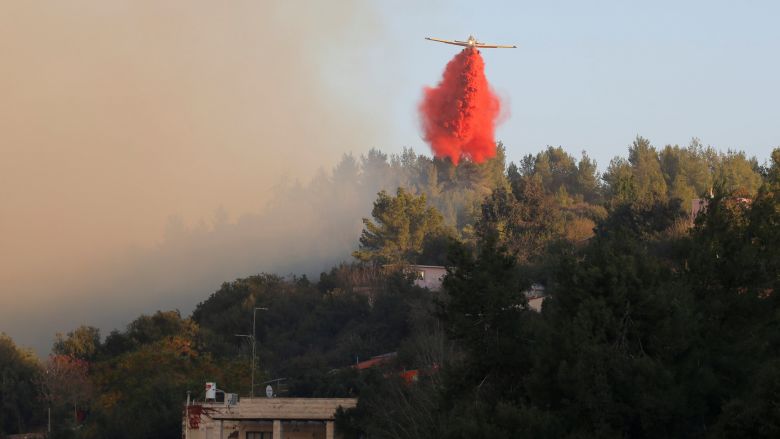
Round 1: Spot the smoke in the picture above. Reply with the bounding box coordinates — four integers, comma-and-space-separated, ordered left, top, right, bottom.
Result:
8, 151, 436, 356
1, 145, 451, 355
419, 48, 502, 165
0, 1, 390, 354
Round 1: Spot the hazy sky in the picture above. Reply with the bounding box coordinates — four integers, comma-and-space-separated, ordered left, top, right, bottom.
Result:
1, 0, 778, 353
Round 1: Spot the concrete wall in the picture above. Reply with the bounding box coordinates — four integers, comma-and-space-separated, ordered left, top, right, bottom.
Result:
187, 419, 330, 439
184, 398, 355, 439
411, 265, 446, 291
241, 421, 326, 439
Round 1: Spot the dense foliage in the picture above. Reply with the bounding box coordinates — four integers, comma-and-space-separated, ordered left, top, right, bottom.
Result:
353, 188, 452, 264
0, 138, 775, 438
341, 143, 779, 438
0, 334, 41, 434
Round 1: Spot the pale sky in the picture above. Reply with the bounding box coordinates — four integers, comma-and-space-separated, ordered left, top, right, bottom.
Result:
1, 0, 777, 353
372, 0, 779, 166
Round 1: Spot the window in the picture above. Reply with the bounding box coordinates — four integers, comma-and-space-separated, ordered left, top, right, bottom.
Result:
417, 270, 425, 280
246, 432, 271, 439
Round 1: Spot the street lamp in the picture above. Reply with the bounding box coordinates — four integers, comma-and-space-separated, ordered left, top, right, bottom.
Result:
234, 306, 267, 397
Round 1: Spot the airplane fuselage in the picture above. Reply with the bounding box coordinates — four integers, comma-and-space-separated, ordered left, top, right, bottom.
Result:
425, 35, 517, 49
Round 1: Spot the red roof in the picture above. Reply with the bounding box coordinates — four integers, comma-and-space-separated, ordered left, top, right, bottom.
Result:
353, 352, 397, 370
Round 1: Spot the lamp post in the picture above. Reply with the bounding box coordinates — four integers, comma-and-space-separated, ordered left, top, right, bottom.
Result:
235, 306, 267, 397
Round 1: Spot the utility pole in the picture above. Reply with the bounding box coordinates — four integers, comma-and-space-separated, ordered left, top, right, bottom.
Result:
236, 306, 267, 397
251, 307, 267, 397
185, 391, 191, 439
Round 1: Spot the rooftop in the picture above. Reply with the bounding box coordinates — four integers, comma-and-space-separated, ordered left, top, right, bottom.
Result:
199, 397, 357, 421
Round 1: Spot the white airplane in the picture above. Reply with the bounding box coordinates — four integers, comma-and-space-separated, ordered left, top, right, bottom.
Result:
425, 35, 517, 49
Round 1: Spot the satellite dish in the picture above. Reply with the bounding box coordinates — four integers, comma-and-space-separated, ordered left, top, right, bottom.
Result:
265, 385, 273, 398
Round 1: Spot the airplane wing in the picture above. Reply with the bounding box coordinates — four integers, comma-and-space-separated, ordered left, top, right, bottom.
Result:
475, 43, 517, 49
425, 37, 468, 47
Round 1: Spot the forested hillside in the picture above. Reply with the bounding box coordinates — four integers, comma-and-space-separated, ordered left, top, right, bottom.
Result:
1, 138, 776, 438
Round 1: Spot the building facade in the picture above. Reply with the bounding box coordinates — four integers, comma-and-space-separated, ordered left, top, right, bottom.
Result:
184, 397, 357, 439
408, 265, 447, 291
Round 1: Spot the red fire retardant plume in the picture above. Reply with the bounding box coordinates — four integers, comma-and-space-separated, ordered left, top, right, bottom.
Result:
419, 48, 501, 165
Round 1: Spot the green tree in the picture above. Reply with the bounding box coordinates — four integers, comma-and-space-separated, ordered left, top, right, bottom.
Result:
432, 238, 552, 438
628, 136, 668, 205
476, 181, 563, 263
533, 146, 579, 196
538, 202, 691, 434
84, 337, 225, 439
53, 325, 101, 361
353, 188, 448, 264
714, 360, 780, 438
126, 310, 196, 346
192, 270, 430, 399
659, 140, 713, 211
576, 151, 601, 203
66, 310, 249, 439
513, 146, 601, 204
440, 237, 530, 372
604, 137, 675, 208
603, 156, 636, 206
766, 148, 780, 185
0, 334, 41, 435
715, 150, 763, 195
680, 182, 780, 436
39, 354, 93, 433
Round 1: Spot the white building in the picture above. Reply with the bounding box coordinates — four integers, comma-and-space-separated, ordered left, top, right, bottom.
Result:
184, 397, 357, 439
523, 283, 546, 312
408, 265, 447, 291
407, 266, 547, 312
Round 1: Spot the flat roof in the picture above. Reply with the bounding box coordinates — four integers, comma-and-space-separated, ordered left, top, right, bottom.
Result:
202, 397, 358, 421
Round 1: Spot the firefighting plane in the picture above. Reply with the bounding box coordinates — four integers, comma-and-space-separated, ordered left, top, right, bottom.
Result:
425, 35, 517, 49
